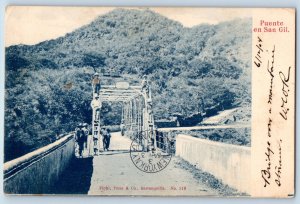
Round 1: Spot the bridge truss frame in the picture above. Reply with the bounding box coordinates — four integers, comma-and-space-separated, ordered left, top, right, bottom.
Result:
91, 77, 155, 154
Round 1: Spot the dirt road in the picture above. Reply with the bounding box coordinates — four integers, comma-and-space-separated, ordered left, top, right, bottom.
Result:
88, 132, 219, 196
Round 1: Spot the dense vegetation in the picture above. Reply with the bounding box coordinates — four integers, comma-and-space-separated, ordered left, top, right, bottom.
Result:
163, 127, 251, 147
5, 9, 251, 161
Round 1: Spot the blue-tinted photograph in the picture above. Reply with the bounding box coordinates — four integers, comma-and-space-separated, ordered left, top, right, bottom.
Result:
4, 7, 252, 196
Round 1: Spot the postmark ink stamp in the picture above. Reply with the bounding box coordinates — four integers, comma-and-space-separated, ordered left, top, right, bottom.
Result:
130, 131, 172, 173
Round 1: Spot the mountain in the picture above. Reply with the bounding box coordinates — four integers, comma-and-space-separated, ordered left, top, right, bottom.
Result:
5, 9, 252, 161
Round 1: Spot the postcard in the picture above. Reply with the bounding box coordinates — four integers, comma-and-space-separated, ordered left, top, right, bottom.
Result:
3, 6, 295, 197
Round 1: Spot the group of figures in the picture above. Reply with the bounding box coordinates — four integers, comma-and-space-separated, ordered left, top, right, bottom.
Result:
74, 123, 89, 157
75, 124, 112, 157
73, 72, 112, 157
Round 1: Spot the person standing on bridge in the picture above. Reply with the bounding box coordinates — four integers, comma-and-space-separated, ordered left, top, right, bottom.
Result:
92, 73, 101, 95
102, 128, 111, 151
91, 95, 102, 122
120, 120, 125, 136
101, 128, 107, 151
82, 123, 89, 150
105, 129, 111, 151
75, 124, 85, 157
74, 125, 81, 156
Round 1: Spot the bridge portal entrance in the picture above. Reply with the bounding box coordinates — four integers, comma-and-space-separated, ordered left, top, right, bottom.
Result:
90, 74, 155, 156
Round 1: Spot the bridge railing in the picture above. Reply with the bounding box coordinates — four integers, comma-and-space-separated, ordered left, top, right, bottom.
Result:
155, 131, 176, 154
4, 133, 75, 194
157, 125, 251, 194
176, 134, 251, 194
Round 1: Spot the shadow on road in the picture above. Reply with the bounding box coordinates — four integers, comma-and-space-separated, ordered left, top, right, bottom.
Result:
49, 157, 93, 194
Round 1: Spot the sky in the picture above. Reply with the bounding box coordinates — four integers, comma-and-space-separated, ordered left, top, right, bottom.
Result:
5, 6, 252, 46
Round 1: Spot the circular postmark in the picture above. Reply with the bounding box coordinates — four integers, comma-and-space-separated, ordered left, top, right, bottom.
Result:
130, 131, 172, 173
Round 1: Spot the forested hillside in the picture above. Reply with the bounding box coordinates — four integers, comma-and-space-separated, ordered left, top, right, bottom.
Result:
5, 9, 252, 161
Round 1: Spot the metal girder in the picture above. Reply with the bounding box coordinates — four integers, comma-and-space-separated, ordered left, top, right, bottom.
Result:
100, 89, 140, 93
100, 93, 140, 99
100, 97, 140, 102
101, 97, 132, 100
100, 91, 140, 97
101, 85, 142, 90
101, 99, 130, 102
99, 85, 143, 103
100, 95, 140, 102
100, 93, 140, 97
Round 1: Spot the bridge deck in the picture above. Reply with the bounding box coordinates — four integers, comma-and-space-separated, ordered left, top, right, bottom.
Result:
88, 132, 218, 196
